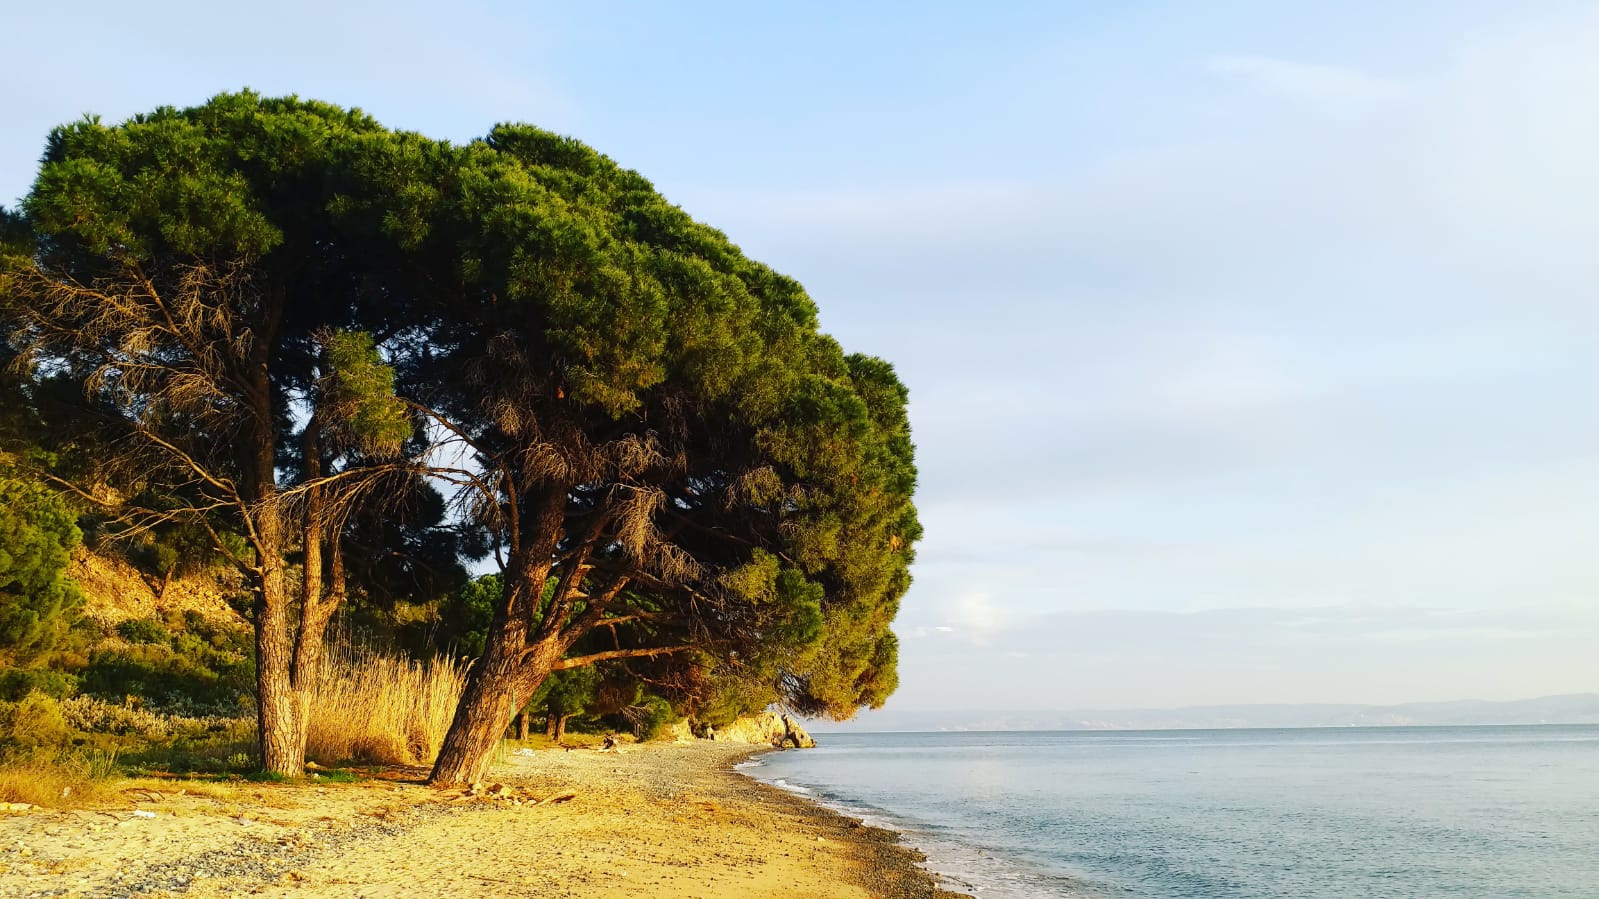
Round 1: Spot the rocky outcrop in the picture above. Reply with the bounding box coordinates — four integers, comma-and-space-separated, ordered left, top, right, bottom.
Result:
705, 711, 816, 748
69, 548, 247, 629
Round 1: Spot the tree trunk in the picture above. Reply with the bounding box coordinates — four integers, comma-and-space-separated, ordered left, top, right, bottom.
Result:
429, 492, 569, 786
429, 553, 566, 784
429, 633, 559, 784
254, 551, 306, 776
555, 715, 570, 743
515, 712, 529, 741
545, 713, 557, 740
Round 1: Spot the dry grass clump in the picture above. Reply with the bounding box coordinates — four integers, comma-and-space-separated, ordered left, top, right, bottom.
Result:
306, 648, 467, 767
0, 749, 117, 808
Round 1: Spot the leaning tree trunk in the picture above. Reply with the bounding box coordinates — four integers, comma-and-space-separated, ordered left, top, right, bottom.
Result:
429, 552, 567, 784
429, 493, 572, 786
429, 633, 560, 785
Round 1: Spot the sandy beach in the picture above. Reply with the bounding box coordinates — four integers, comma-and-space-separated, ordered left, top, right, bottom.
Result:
0, 742, 965, 899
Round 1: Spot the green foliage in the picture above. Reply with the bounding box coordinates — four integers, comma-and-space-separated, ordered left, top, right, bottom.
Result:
0, 666, 77, 701
124, 523, 241, 583
628, 695, 675, 741
0, 690, 71, 752
0, 474, 84, 657
720, 550, 780, 604
335, 482, 473, 654
321, 330, 411, 457
82, 614, 253, 713
430, 574, 500, 658
116, 617, 167, 644
526, 666, 600, 720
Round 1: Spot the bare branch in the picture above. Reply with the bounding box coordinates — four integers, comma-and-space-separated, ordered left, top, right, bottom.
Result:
551, 645, 692, 671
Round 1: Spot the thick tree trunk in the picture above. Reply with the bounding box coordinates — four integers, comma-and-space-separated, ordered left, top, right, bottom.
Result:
429, 491, 570, 786
254, 544, 306, 776
545, 713, 558, 740
429, 633, 559, 784
243, 341, 315, 779
515, 713, 529, 741
555, 715, 570, 743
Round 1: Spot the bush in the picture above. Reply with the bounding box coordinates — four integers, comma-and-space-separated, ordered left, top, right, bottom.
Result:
0, 666, 77, 700
82, 641, 252, 713
116, 617, 168, 644
0, 690, 71, 752
82, 614, 253, 713
56, 694, 241, 739
0, 474, 84, 656
627, 695, 676, 741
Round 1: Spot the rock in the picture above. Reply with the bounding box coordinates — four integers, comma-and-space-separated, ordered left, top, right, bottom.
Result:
0, 803, 34, 813
704, 712, 816, 748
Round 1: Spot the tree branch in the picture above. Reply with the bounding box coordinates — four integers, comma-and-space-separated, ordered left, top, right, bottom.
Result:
551, 645, 692, 671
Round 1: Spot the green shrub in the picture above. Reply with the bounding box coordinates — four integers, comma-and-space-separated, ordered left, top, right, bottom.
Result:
116, 617, 168, 644
82, 612, 252, 713
82, 640, 252, 713
0, 474, 84, 656
629, 695, 676, 741
0, 690, 71, 752
0, 666, 78, 701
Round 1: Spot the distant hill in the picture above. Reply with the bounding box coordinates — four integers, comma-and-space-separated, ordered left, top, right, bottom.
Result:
811, 694, 1599, 732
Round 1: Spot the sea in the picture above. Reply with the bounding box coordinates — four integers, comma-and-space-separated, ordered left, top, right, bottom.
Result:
739, 726, 1599, 898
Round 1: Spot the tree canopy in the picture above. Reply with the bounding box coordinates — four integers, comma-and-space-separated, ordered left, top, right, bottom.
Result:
2, 92, 920, 781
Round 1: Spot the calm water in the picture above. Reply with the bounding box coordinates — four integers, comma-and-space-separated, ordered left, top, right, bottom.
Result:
742, 726, 1599, 898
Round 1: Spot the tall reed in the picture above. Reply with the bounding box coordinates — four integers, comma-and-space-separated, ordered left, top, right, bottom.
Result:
305, 646, 468, 767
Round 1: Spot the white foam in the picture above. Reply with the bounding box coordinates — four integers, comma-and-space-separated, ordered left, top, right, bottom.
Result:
770, 778, 812, 795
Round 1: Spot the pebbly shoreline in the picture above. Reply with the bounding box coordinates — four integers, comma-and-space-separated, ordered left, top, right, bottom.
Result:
0, 741, 967, 898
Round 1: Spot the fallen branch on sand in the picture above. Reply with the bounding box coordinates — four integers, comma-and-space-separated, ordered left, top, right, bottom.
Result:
445, 782, 579, 806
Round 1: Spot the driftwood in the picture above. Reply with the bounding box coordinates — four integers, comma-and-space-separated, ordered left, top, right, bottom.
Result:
446, 782, 580, 806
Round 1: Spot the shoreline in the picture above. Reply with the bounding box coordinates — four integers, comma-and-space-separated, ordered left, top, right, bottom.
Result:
0, 741, 967, 898
730, 746, 973, 899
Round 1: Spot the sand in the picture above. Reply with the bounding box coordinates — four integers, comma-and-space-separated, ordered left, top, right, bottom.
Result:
0, 743, 967, 898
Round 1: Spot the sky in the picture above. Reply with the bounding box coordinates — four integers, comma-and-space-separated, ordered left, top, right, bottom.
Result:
4, 1, 1597, 713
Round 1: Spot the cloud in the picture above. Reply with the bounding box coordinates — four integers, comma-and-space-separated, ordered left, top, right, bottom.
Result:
1206, 55, 1408, 103
945, 592, 1006, 645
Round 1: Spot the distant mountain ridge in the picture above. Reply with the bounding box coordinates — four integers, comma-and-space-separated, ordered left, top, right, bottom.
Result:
811, 693, 1599, 732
